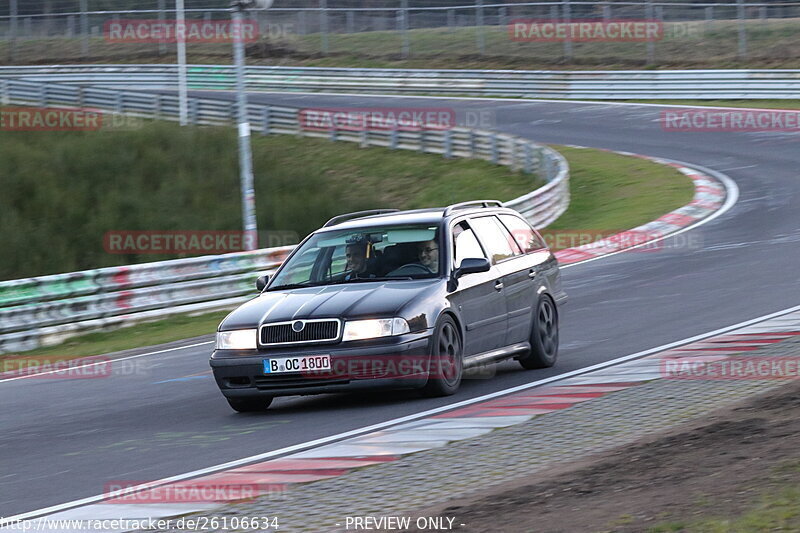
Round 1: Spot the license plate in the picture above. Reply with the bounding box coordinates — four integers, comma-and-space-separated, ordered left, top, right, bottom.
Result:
263, 355, 332, 374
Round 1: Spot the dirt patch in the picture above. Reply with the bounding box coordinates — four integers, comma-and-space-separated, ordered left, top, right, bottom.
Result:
404, 379, 800, 532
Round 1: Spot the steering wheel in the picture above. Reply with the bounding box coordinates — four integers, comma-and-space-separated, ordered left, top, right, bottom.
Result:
387, 263, 433, 276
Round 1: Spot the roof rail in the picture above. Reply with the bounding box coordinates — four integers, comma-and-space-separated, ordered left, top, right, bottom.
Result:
443, 200, 503, 217
323, 209, 400, 228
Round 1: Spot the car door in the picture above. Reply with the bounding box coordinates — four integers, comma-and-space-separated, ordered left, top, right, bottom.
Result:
447, 220, 507, 356
497, 214, 553, 345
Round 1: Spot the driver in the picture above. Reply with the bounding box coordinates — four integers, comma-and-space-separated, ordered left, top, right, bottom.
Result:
344, 240, 375, 280
418, 239, 439, 273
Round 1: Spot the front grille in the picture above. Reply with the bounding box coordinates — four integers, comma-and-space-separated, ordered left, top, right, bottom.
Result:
259, 319, 340, 346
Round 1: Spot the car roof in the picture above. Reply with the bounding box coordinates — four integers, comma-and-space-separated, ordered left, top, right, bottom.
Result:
316, 204, 524, 233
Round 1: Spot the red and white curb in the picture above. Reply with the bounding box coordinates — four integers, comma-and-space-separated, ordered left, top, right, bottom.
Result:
554, 148, 728, 265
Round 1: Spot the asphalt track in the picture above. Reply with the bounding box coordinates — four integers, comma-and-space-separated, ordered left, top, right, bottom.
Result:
2, 94, 799, 518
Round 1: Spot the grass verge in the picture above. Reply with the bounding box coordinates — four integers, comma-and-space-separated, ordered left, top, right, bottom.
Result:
2, 144, 694, 364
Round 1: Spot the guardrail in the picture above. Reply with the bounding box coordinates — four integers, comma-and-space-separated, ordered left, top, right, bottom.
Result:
0, 75, 569, 354
2, 65, 800, 99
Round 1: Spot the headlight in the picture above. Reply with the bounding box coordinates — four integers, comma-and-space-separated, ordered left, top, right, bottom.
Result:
216, 329, 258, 350
342, 318, 410, 342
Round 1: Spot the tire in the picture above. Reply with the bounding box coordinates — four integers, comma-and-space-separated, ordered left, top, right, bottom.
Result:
518, 295, 559, 370
226, 396, 274, 413
421, 315, 463, 397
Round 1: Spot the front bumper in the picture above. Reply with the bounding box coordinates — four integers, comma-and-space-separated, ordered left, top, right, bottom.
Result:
209, 332, 432, 398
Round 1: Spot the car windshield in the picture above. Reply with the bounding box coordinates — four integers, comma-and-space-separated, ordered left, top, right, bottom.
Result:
269, 224, 441, 288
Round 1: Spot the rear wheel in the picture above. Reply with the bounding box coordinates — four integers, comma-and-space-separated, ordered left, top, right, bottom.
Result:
421, 316, 463, 397
518, 295, 559, 369
226, 396, 273, 413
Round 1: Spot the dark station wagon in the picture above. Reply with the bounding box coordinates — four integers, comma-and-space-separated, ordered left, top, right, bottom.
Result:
210, 201, 566, 412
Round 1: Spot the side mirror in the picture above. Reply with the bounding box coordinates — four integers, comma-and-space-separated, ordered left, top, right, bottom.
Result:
454, 257, 491, 279
255, 274, 270, 292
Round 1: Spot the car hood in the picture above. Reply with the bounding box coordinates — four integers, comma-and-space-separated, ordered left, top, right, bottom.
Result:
220, 280, 440, 330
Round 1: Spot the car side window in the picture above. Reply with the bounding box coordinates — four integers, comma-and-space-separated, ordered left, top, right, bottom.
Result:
498, 214, 547, 254
470, 216, 518, 264
452, 221, 486, 267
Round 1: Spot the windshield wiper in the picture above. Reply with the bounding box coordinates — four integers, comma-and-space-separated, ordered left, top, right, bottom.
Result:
330, 276, 414, 284
266, 282, 316, 291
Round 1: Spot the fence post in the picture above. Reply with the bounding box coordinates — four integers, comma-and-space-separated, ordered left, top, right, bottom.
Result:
320, 0, 329, 55
40, 85, 48, 106
562, 0, 573, 61
261, 106, 271, 135
66, 16, 75, 38
346, 11, 355, 33
469, 130, 477, 157
418, 130, 426, 153
360, 128, 368, 147
158, 0, 167, 55
490, 133, 498, 164
447, 9, 455, 32
602, 2, 611, 22
759, 5, 767, 20
390, 127, 398, 149
645, 0, 655, 65
80, 0, 89, 59
155, 94, 163, 119
8, 0, 18, 63
77, 86, 85, 108
329, 125, 337, 142
401, 0, 410, 58
476, 0, 485, 55
737, 0, 747, 59
298, 11, 307, 35
189, 99, 198, 124
704, 6, 714, 34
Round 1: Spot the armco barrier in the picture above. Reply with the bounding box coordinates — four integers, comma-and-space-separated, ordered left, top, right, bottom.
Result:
2, 65, 800, 99
0, 76, 568, 354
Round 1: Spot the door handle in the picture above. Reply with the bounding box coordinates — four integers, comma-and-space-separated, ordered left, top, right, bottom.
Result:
528, 270, 537, 279
494, 281, 504, 291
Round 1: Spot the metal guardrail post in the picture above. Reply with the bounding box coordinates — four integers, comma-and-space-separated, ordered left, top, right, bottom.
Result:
562, 0, 573, 62
737, 0, 748, 59
329, 125, 337, 142
77, 86, 85, 108
469, 130, 476, 158
0, 80, 8, 106
40, 85, 47, 106
444, 130, 453, 159
490, 133, 498, 164
80, 0, 89, 59
360, 128, 368, 148
418, 130, 426, 153
476, 0, 485, 55
390, 127, 398, 149
189, 99, 199, 124
524, 143, 532, 175
115, 92, 124, 114
320, 0, 329, 55
261, 106, 271, 135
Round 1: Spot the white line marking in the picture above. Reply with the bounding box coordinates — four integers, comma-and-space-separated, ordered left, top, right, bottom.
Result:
0, 341, 214, 383
4, 301, 800, 526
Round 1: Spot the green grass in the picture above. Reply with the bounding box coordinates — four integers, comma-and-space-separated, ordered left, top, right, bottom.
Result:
0, 121, 540, 280
548, 145, 694, 232
2, 144, 694, 362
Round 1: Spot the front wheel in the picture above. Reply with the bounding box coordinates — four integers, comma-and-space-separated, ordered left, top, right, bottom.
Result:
518, 295, 559, 369
226, 396, 273, 413
421, 316, 463, 397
